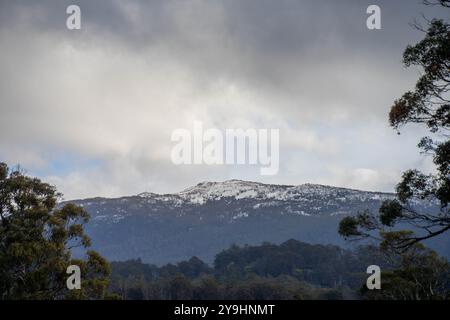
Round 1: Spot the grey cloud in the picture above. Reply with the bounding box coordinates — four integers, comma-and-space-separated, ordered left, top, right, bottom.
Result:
0, 0, 442, 198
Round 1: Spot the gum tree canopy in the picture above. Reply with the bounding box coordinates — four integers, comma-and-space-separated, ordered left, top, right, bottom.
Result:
339, 0, 450, 251
0, 162, 111, 300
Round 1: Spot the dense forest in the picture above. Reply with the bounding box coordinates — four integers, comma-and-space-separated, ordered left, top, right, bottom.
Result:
108, 240, 450, 300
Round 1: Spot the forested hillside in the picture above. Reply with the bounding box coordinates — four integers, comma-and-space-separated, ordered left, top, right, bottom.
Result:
109, 240, 450, 300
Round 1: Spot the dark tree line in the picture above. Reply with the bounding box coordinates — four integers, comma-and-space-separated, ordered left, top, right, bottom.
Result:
108, 240, 450, 300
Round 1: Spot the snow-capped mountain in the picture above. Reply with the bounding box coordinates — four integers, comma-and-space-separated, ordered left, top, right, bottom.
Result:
150, 179, 394, 205
67, 180, 445, 265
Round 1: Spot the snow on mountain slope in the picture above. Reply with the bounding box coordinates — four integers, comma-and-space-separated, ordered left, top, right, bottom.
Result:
138, 179, 396, 205
74, 180, 437, 225
67, 180, 446, 264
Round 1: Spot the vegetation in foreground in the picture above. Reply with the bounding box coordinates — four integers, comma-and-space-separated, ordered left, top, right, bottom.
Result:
0, 163, 113, 299
108, 240, 450, 300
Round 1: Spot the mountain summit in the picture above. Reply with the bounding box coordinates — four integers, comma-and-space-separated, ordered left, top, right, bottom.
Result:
137, 179, 394, 207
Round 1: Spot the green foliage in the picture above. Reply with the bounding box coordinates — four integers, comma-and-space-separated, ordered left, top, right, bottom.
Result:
168, 274, 194, 299
0, 162, 111, 300
390, 17, 450, 132
338, 216, 363, 238
340, 1, 450, 252
193, 276, 221, 299
362, 245, 450, 300
66, 251, 112, 299
379, 200, 404, 227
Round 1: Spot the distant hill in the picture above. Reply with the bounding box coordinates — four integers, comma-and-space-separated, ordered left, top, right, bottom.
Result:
66, 180, 448, 264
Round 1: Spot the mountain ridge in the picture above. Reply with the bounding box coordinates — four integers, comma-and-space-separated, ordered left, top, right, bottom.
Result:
66, 179, 446, 265
68, 180, 395, 202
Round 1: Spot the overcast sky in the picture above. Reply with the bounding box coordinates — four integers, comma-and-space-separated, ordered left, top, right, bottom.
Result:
0, 0, 444, 199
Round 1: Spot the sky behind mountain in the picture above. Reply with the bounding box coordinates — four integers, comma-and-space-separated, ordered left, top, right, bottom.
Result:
0, 0, 445, 199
